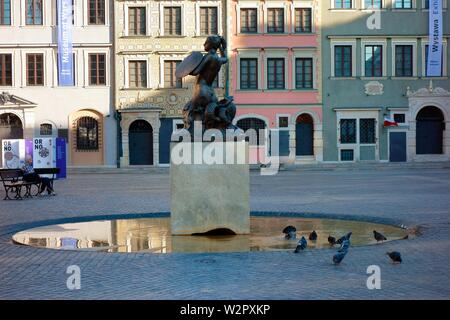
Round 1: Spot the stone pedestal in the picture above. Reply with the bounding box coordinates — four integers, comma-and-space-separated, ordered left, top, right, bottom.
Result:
170, 141, 249, 235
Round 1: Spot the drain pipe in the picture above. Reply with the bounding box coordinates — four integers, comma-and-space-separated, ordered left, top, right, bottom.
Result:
114, 110, 122, 168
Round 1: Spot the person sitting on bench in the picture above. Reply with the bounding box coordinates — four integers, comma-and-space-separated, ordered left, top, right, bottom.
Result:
22, 158, 55, 195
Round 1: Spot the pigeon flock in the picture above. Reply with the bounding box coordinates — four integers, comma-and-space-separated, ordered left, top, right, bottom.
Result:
287, 227, 402, 265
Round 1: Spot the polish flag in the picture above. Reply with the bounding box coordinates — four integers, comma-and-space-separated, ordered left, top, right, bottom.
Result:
384, 116, 398, 127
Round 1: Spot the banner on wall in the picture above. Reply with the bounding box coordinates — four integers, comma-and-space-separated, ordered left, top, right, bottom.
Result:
57, 0, 74, 86
2, 140, 26, 169
427, 0, 443, 77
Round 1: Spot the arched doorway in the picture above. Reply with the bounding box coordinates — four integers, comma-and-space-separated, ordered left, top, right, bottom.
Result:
296, 114, 314, 156
129, 120, 153, 165
0, 113, 23, 140
416, 106, 444, 154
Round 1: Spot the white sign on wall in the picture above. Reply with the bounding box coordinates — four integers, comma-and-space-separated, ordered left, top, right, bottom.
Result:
2, 139, 26, 169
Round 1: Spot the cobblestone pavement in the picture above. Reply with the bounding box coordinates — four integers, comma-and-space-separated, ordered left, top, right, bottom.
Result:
1, 167, 450, 299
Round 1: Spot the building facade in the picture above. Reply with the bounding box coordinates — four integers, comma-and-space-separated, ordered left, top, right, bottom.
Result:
321, 0, 450, 163
228, 0, 323, 164
114, 0, 226, 166
0, 0, 116, 167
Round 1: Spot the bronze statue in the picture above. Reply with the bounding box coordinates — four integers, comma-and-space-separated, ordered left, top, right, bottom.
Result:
176, 35, 238, 135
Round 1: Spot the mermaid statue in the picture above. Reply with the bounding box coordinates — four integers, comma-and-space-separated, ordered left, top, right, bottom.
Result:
176, 35, 239, 136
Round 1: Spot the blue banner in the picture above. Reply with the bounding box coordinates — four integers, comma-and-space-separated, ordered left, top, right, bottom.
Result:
427, 0, 443, 77
57, 0, 74, 86
56, 138, 67, 179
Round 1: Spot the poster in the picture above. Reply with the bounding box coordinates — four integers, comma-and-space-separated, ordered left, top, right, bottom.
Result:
33, 138, 54, 168
2, 139, 26, 169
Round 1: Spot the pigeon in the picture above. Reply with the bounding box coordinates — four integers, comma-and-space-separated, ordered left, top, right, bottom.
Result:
387, 251, 402, 264
309, 230, 318, 241
338, 239, 350, 253
328, 235, 336, 246
333, 238, 350, 264
333, 251, 347, 265
283, 225, 297, 240
373, 230, 387, 242
336, 232, 352, 245
294, 236, 307, 253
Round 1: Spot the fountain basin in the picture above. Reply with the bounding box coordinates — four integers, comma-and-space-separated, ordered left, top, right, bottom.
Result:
12, 214, 409, 254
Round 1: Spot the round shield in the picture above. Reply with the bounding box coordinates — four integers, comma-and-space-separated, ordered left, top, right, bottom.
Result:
175, 51, 204, 78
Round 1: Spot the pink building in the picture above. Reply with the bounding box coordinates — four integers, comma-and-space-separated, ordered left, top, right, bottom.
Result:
228, 0, 322, 163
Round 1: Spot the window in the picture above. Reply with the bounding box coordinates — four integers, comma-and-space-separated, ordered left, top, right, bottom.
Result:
0, 0, 11, 25
278, 116, 289, 128
267, 8, 284, 33
240, 58, 258, 90
236, 118, 266, 146
175, 122, 184, 130
76, 117, 98, 150
128, 60, 147, 88
334, 0, 353, 9
295, 58, 313, 89
334, 45, 352, 77
56, 0, 74, 25
88, 53, 106, 85
340, 149, 354, 161
240, 8, 257, 33
164, 7, 181, 36
393, 113, 406, 123
128, 7, 146, 36
359, 119, 376, 144
40, 123, 52, 136
395, 45, 413, 77
340, 119, 356, 143
365, 0, 382, 8
365, 45, 383, 77
26, 0, 43, 25
267, 58, 285, 89
164, 61, 182, 88
424, 0, 429, 8
58, 128, 69, 141
394, 0, 412, 8
88, 0, 105, 25
200, 7, 218, 35
0, 54, 12, 86
26, 54, 44, 86
294, 8, 311, 33
424, 45, 443, 76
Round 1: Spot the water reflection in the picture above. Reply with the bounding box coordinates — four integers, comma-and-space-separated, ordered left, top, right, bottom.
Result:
12, 217, 408, 254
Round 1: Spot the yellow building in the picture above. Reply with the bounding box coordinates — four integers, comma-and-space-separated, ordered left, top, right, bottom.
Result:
114, 0, 227, 166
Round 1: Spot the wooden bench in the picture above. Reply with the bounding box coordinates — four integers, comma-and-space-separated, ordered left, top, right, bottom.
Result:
0, 169, 36, 200
34, 168, 60, 194
0, 168, 60, 200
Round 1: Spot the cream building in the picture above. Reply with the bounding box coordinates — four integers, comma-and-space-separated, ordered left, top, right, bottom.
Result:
0, 0, 116, 167
114, 0, 226, 166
